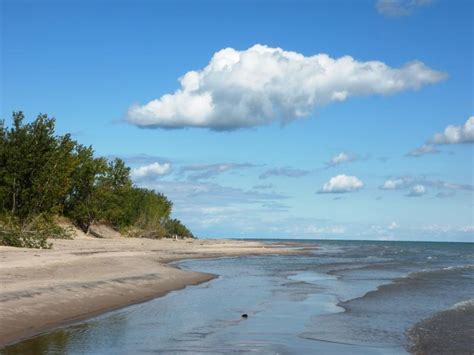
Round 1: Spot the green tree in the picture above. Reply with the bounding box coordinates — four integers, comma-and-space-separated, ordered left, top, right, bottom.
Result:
0, 112, 76, 218
64, 146, 108, 233
165, 218, 194, 238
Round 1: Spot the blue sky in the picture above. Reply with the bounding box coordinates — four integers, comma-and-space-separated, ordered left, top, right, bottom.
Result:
1, 0, 473, 241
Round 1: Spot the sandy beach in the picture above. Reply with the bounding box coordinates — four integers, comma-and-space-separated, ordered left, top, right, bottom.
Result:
0, 234, 305, 348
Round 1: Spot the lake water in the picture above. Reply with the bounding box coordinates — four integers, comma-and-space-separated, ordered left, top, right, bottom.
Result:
3, 240, 473, 354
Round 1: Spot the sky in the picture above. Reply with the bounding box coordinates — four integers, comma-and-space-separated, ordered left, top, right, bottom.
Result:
1, 0, 473, 241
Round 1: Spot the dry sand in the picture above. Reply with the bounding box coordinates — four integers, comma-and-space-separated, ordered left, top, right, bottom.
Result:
0, 234, 306, 347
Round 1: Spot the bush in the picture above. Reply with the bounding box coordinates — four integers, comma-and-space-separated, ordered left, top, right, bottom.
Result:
0, 215, 49, 248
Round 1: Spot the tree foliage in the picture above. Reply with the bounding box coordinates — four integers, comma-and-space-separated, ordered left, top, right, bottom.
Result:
0, 112, 194, 248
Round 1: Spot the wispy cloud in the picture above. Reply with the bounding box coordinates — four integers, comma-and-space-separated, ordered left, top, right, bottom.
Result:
259, 167, 310, 179
376, 0, 433, 17
127, 44, 445, 130
380, 176, 473, 197
325, 152, 359, 167
179, 162, 258, 180
141, 180, 288, 208
253, 183, 274, 190
435, 191, 456, 199
406, 144, 440, 157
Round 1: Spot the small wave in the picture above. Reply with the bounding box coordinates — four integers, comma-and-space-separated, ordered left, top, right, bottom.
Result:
288, 271, 337, 284
449, 299, 474, 311
405, 264, 474, 279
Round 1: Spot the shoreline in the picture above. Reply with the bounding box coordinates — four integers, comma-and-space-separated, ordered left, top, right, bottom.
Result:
0, 236, 309, 348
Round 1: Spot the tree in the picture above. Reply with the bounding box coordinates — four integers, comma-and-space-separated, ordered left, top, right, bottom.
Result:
165, 218, 194, 238
64, 145, 108, 233
0, 112, 76, 218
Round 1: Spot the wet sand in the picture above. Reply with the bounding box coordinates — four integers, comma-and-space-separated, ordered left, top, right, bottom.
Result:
0, 236, 305, 348
407, 300, 474, 355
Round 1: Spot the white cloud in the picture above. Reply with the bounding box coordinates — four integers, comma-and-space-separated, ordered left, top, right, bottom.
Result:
408, 116, 473, 156
381, 178, 407, 190
127, 44, 446, 130
430, 116, 474, 145
406, 184, 426, 197
131, 162, 171, 181
318, 174, 364, 194
376, 0, 432, 17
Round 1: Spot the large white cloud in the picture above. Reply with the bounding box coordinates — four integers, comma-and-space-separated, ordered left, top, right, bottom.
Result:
127, 44, 446, 130
318, 174, 364, 194
430, 116, 474, 145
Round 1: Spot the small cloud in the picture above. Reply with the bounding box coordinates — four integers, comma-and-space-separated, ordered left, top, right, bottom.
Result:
406, 184, 426, 197
318, 174, 364, 194
131, 162, 171, 181
430, 116, 474, 145
380, 178, 408, 190
408, 116, 473, 157
325, 152, 358, 167
388, 221, 399, 230
259, 167, 310, 180
376, 0, 433, 17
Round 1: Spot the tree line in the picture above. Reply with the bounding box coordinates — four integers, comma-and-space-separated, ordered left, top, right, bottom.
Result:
0, 112, 193, 248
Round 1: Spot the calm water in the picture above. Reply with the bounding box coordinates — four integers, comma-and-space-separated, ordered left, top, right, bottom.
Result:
3, 240, 473, 354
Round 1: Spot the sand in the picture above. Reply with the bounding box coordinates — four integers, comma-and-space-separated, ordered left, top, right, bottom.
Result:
0, 235, 306, 347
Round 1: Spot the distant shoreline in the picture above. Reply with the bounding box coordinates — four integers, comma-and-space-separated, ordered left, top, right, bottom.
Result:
0, 234, 308, 348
